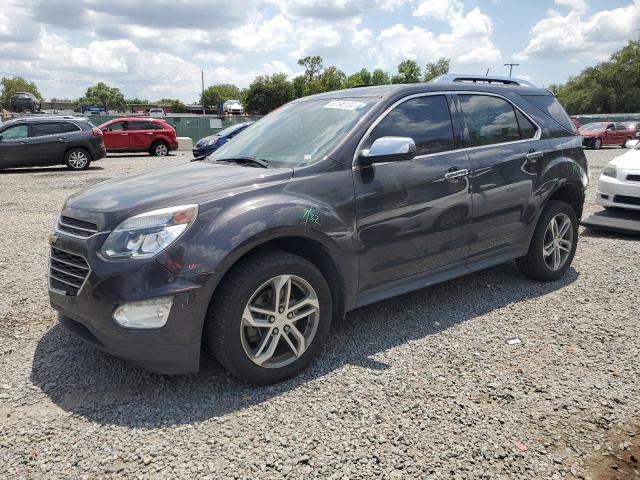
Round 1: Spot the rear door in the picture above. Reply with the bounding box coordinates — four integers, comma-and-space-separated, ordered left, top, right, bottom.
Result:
102, 121, 129, 150
128, 120, 155, 151
455, 93, 547, 262
355, 94, 473, 292
0, 123, 30, 168
28, 122, 68, 165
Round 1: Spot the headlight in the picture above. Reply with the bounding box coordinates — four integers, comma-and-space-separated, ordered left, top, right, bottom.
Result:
602, 165, 617, 178
102, 204, 198, 259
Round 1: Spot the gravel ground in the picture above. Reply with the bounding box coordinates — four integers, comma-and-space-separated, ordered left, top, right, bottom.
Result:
0, 149, 638, 479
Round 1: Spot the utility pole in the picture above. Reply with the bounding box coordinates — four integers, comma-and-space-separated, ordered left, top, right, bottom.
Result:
201, 70, 205, 115
504, 63, 519, 77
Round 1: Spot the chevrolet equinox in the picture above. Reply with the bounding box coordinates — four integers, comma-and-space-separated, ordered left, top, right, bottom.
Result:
49, 81, 588, 384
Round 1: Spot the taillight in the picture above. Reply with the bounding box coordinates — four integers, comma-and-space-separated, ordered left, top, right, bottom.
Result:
92, 127, 102, 136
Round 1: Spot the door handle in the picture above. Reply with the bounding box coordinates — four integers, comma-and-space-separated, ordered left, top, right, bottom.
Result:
121, 133, 129, 136
57, 137, 67, 141
444, 168, 469, 181
145, 132, 154, 135
526, 151, 544, 162
19, 141, 30, 144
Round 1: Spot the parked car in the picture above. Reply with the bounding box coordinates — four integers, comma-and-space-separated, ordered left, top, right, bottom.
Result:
192, 121, 254, 157
148, 108, 165, 118
622, 122, 640, 139
98, 117, 178, 156
49, 80, 587, 384
10, 92, 41, 113
223, 100, 244, 115
0, 116, 105, 170
579, 122, 635, 149
571, 117, 582, 130
596, 139, 640, 211
80, 105, 108, 115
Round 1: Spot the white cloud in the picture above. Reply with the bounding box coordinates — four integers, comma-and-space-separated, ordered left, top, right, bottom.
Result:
515, 0, 640, 61
230, 13, 293, 52
413, 0, 460, 20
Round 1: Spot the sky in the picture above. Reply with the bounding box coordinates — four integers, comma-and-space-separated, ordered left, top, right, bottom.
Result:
0, 0, 638, 102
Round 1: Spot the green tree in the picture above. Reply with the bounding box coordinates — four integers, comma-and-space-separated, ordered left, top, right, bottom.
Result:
297, 55, 324, 82
371, 69, 391, 85
78, 82, 126, 112
292, 75, 306, 98
423, 58, 451, 82
551, 38, 640, 114
391, 60, 422, 84
1, 76, 43, 109
124, 97, 149, 105
201, 83, 241, 109
346, 68, 372, 88
158, 98, 188, 113
245, 73, 295, 114
319, 66, 346, 92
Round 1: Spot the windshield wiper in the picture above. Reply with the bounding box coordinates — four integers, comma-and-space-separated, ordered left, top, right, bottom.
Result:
216, 157, 269, 168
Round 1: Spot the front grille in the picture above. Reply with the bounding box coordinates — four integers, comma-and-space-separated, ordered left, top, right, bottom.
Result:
49, 247, 90, 296
57, 215, 98, 238
613, 195, 640, 206
626, 174, 640, 182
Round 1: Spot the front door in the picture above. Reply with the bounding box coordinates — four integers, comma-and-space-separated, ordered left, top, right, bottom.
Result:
354, 94, 473, 293
0, 123, 30, 168
455, 93, 544, 261
103, 121, 129, 150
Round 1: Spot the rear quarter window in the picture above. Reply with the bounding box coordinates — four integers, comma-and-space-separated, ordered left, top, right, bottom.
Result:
522, 95, 576, 133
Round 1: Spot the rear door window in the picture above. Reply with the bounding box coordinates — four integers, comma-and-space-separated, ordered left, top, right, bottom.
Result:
458, 95, 520, 147
30, 122, 61, 137
514, 109, 537, 139
369, 95, 455, 156
522, 95, 576, 133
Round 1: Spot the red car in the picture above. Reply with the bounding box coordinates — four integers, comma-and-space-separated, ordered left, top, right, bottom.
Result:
579, 122, 635, 149
98, 117, 178, 156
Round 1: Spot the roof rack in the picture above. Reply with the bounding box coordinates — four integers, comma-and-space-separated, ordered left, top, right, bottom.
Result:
431, 74, 536, 88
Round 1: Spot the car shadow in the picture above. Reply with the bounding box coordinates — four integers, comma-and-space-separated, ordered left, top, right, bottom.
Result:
31, 262, 578, 428
0, 166, 104, 174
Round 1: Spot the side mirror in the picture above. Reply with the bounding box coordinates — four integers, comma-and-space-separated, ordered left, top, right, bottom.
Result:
358, 136, 417, 166
624, 139, 639, 149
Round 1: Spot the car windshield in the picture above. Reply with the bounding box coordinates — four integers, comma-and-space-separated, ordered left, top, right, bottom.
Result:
207, 97, 377, 168
580, 124, 604, 132
215, 123, 247, 137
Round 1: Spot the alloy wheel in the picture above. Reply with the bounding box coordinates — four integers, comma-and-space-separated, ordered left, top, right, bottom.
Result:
542, 213, 573, 271
240, 274, 320, 369
68, 151, 88, 169
155, 143, 168, 156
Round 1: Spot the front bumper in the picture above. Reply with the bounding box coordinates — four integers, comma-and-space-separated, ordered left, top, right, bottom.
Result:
596, 174, 640, 211
582, 136, 598, 148
48, 231, 220, 374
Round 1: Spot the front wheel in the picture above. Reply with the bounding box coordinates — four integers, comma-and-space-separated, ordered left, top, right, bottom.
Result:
516, 200, 578, 281
593, 138, 602, 150
64, 148, 91, 170
206, 251, 332, 384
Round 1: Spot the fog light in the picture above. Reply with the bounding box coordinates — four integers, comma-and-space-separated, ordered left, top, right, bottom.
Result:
113, 297, 173, 329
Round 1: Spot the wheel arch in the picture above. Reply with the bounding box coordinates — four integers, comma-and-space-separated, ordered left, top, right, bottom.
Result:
545, 182, 585, 220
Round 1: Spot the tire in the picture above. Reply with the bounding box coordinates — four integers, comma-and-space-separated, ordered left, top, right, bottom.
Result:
150, 141, 169, 157
593, 138, 602, 150
622, 137, 632, 147
64, 148, 91, 170
516, 200, 578, 282
206, 251, 332, 384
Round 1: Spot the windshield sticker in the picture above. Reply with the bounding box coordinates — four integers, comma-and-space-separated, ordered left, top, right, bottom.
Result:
302, 207, 320, 227
324, 100, 365, 111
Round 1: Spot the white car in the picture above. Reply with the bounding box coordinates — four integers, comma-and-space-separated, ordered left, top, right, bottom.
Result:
148, 108, 165, 118
223, 100, 243, 115
596, 139, 640, 211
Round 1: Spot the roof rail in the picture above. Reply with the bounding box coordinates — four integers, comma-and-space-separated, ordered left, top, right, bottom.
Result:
431, 74, 536, 88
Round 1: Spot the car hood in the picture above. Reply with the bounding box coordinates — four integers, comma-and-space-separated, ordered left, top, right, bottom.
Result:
62, 162, 293, 229
610, 149, 640, 170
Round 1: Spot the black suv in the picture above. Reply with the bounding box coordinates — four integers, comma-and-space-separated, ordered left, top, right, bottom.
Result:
10, 92, 41, 113
49, 80, 588, 384
0, 116, 106, 170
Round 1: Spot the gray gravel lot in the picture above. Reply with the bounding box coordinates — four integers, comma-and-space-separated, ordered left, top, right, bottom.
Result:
1, 149, 638, 479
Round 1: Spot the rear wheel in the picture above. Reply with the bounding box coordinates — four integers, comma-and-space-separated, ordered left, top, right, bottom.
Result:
516, 200, 578, 281
64, 148, 91, 170
206, 251, 332, 384
150, 141, 169, 157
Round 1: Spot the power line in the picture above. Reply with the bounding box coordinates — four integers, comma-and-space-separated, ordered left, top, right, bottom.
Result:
504, 63, 519, 77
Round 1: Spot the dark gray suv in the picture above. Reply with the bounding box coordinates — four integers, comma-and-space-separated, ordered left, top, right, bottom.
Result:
49, 80, 588, 384
0, 116, 106, 170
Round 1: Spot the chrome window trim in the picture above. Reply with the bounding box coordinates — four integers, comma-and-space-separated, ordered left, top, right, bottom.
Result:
351, 90, 542, 167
